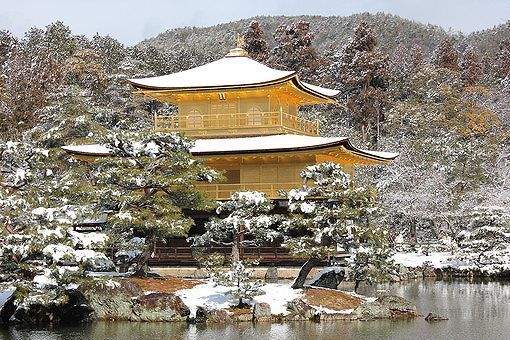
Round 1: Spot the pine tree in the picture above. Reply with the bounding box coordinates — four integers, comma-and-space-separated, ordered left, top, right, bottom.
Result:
211, 260, 264, 307
282, 163, 393, 291
431, 37, 459, 71
242, 21, 269, 62
460, 46, 483, 87
64, 49, 106, 97
0, 140, 109, 288
192, 191, 280, 262
93, 131, 218, 276
495, 39, 510, 79
267, 21, 323, 82
91, 33, 126, 73
192, 191, 278, 306
0, 40, 63, 139
455, 206, 510, 270
332, 21, 390, 144
390, 44, 425, 82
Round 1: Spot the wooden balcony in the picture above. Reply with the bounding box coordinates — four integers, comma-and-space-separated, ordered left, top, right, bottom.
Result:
148, 245, 306, 266
197, 182, 301, 200
154, 111, 319, 137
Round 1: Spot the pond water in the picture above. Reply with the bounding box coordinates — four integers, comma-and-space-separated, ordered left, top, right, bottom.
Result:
2, 279, 509, 340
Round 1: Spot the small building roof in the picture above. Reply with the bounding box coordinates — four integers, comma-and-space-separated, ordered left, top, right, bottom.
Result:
61, 134, 398, 165
128, 48, 339, 104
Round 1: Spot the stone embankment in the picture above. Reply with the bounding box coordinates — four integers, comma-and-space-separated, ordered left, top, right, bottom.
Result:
392, 261, 510, 282
0, 277, 419, 325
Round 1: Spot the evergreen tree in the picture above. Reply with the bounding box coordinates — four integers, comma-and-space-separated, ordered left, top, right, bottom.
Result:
0, 140, 109, 289
41, 21, 78, 62
460, 46, 483, 87
267, 21, 323, 82
192, 191, 278, 306
495, 39, 510, 79
455, 206, 510, 270
64, 49, 106, 97
390, 44, 425, 82
242, 21, 269, 62
211, 260, 264, 307
282, 163, 393, 291
0, 40, 63, 139
431, 37, 459, 71
91, 33, 126, 73
93, 131, 218, 276
332, 21, 390, 144
192, 191, 280, 262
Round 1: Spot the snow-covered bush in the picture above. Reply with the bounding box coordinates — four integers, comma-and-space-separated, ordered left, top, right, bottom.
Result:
192, 191, 281, 262
282, 162, 394, 290
93, 131, 219, 276
454, 206, 510, 272
212, 260, 263, 307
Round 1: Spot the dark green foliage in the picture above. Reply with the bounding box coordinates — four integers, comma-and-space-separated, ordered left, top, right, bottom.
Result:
92, 131, 218, 275
242, 21, 269, 62
282, 163, 393, 290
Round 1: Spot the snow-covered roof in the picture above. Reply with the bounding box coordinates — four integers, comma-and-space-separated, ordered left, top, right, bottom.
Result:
61, 134, 398, 163
192, 135, 348, 154
128, 50, 340, 99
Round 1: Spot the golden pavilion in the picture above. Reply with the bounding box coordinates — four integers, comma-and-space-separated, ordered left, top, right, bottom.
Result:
63, 47, 397, 201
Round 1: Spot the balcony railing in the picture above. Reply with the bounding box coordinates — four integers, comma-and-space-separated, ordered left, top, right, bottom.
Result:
154, 111, 319, 137
197, 182, 302, 200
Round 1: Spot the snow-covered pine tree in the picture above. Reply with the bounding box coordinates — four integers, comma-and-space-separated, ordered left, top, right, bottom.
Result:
0, 139, 110, 290
0, 34, 63, 139
242, 21, 269, 62
267, 21, 323, 83
192, 191, 280, 262
431, 37, 459, 71
460, 46, 483, 87
495, 39, 510, 79
212, 260, 264, 307
331, 21, 390, 144
455, 206, 510, 272
192, 191, 278, 306
93, 131, 218, 276
282, 162, 393, 291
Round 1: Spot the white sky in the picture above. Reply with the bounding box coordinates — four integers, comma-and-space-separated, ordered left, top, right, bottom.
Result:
1, 0, 509, 46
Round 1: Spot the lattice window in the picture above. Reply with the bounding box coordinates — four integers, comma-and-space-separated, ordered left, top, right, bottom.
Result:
186, 108, 203, 128
247, 105, 263, 126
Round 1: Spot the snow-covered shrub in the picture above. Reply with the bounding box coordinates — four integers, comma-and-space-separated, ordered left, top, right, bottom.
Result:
212, 260, 263, 307
192, 191, 281, 262
282, 162, 394, 290
454, 206, 510, 272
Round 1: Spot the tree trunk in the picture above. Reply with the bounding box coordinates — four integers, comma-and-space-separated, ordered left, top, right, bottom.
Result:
132, 248, 151, 277
132, 235, 155, 277
291, 257, 321, 289
232, 230, 241, 262
354, 279, 361, 293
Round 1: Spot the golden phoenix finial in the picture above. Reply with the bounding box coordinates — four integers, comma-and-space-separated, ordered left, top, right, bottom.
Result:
236, 33, 245, 48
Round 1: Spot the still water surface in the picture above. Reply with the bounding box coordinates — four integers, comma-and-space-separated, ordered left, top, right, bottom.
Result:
2, 279, 509, 340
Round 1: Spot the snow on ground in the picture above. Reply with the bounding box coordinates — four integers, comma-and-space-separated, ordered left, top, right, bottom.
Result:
392, 251, 462, 268
175, 281, 303, 317
174, 281, 232, 317
252, 283, 303, 315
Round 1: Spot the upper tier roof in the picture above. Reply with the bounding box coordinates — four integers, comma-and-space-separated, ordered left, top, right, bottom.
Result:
128, 48, 340, 100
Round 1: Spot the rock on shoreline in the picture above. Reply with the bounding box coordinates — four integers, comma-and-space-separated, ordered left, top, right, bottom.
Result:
0, 278, 420, 325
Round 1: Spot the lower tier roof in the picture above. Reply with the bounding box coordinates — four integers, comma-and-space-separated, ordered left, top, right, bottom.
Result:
61, 134, 398, 165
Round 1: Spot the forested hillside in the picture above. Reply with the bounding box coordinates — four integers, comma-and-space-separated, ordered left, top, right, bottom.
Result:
1, 13, 509, 246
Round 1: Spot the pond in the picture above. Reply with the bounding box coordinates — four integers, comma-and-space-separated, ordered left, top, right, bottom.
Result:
2, 279, 509, 340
